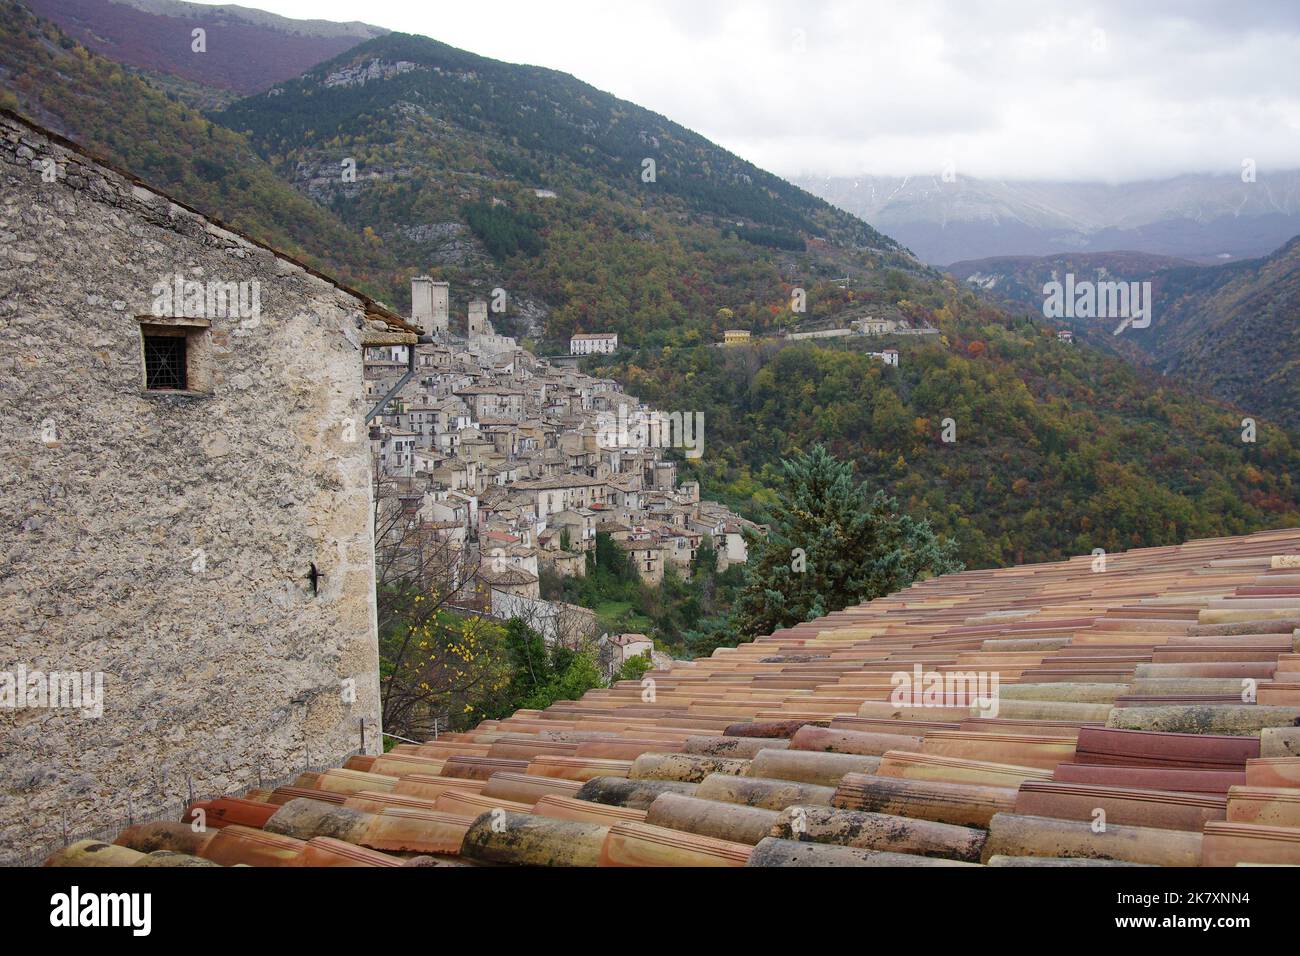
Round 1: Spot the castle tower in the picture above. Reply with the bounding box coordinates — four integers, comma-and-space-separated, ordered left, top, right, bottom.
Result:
431, 280, 452, 332
431, 280, 449, 334
467, 299, 490, 338
410, 276, 434, 335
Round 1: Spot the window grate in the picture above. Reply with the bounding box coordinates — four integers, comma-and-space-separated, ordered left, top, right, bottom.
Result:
143, 335, 187, 390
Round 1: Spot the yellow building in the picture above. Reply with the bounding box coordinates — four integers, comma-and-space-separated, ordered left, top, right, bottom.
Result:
723, 329, 751, 345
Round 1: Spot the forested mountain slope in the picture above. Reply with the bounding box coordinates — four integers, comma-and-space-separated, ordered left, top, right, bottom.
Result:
592, 272, 1300, 567
215, 32, 916, 344
0, 1, 395, 287
4, 3, 1298, 572
947, 241, 1300, 429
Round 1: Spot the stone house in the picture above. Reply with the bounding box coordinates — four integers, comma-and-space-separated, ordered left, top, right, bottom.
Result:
377, 429, 418, 477
541, 549, 587, 579
454, 385, 525, 420
479, 566, 541, 601
513, 474, 608, 522
853, 316, 899, 336
551, 508, 598, 552
613, 528, 666, 585
570, 332, 618, 355
0, 110, 417, 861
661, 527, 704, 569
489, 592, 599, 647
427, 457, 481, 494
391, 405, 444, 443
599, 633, 655, 677
717, 521, 754, 569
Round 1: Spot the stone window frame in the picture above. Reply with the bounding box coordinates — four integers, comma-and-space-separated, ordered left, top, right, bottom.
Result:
136, 316, 212, 397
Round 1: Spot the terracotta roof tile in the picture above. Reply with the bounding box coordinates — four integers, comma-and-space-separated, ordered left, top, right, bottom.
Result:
37, 527, 1300, 867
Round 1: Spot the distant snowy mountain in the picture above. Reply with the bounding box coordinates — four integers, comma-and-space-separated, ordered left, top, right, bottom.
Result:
798, 171, 1300, 266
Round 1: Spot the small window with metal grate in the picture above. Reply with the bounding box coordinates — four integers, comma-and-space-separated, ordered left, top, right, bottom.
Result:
142, 333, 188, 390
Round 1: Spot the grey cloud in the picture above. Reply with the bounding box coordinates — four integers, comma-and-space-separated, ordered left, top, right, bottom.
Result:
258, 0, 1300, 181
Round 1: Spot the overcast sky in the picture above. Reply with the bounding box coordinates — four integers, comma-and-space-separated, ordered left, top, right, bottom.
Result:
199, 0, 1300, 183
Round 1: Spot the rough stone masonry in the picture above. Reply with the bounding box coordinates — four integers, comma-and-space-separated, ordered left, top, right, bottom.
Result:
0, 110, 407, 862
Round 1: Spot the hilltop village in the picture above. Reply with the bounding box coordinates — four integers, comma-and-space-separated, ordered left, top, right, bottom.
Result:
364, 278, 760, 646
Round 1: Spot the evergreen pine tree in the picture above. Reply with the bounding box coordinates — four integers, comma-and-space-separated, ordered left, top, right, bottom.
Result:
726, 444, 963, 641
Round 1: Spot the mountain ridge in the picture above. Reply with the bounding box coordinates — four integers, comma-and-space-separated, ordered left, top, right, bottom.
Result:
23, 0, 386, 95
4, 0, 1299, 572
798, 171, 1300, 266
0, 0, 399, 289
946, 241, 1300, 429
213, 30, 917, 345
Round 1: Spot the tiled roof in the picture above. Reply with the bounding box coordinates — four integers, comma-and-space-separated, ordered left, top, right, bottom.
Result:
43, 528, 1300, 868
514, 475, 606, 490
478, 567, 539, 586
607, 634, 652, 646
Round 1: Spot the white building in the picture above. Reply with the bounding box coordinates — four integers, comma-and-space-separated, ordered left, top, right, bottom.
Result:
378, 430, 418, 477
868, 348, 900, 367
571, 333, 619, 355
600, 633, 655, 678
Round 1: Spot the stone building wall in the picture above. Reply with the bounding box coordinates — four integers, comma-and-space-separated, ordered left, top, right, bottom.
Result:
0, 112, 394, 861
